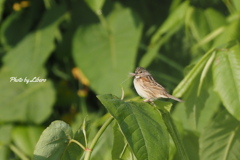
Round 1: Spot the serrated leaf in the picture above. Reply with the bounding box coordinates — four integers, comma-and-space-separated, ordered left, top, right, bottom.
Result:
73, 4, 142, 96
213, 44, 240, 121
199, 110, 240, 160
97, 94, 169, 160
34, 121, 82, 160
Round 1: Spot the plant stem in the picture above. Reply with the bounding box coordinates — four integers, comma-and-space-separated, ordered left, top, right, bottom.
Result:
84, 116, 114, 160
70, 139, 85, 150
9, 144, 29, 160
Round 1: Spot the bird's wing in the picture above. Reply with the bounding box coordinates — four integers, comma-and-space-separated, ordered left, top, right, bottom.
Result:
141, 76, 169, 97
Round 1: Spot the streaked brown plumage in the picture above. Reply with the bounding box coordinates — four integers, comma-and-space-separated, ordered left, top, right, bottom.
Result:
130, 67, 183, 102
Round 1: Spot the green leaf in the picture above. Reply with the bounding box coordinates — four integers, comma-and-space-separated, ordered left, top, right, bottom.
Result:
199, 110, 240, 160
0, 69, 55, 123
73, 3, 142, 96
34, 120, 82, 160
12, 126, 44, 157
212, 44, 240, 121
97, 94, 169, 160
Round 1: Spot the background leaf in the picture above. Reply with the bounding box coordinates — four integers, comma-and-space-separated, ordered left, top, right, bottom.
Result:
2, 4, 67, 78
73, 3, 142, 96
0, 69, 55, 123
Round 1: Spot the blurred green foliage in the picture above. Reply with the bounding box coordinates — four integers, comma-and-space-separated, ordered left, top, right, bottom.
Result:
0, 0, 240, 159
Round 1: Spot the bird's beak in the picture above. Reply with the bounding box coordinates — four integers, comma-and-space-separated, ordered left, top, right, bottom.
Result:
129, 73, 136, 77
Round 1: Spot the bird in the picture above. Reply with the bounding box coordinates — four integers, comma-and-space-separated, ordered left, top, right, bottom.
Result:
130, 67, 183, 103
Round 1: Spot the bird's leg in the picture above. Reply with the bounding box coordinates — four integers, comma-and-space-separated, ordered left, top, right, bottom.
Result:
143, 99, 150, 102
143, 99, 156, 106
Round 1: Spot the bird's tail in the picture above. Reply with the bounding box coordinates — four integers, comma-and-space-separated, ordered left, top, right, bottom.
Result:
168, 95, 184, 102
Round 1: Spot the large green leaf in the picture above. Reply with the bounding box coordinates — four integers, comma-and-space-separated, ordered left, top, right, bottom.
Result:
34, 120, 82, 160
97, 94, 169, 160
212, 44, 240, 121
73, 3, 142, 96
199, 110, 240, 160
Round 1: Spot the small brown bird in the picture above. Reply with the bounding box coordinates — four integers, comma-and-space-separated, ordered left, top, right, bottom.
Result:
130, 67, 183, 102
